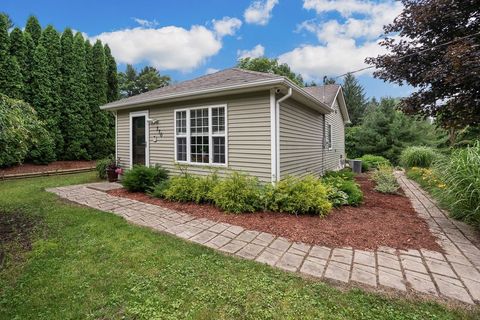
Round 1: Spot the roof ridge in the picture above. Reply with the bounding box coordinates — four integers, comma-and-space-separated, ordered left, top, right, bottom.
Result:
231, 67, 283, 79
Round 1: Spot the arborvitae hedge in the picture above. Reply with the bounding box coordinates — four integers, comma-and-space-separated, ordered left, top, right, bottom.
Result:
1, 15, 119, 164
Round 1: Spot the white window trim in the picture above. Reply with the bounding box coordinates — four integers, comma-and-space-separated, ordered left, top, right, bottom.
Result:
327, 123, 333, 150
129, 110, 150, 168
174, 104, 228, 167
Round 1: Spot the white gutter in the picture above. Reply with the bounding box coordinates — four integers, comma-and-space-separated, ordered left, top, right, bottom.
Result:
275, 87, 292, 182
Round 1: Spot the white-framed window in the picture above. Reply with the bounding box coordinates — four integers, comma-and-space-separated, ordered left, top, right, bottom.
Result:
174, 105, 227, 166
327, 123, 332, 150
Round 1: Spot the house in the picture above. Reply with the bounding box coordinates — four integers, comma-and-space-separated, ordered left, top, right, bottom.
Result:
100, 68, 350, 183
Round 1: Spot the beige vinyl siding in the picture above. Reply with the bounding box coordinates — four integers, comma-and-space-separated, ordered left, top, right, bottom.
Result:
324, 97, 346, 171
279, 99, 325, 178
115, 91, 272, 182
116, 109, 131, 168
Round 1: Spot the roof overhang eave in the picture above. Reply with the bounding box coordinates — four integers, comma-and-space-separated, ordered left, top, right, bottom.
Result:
100, 78, 333, 113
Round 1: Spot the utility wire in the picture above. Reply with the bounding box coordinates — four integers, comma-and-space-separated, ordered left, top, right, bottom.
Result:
332, 30, 480, 79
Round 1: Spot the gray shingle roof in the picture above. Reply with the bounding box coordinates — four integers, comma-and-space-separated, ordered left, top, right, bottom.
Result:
302, 85, 341, 107
103, 68, 283, 109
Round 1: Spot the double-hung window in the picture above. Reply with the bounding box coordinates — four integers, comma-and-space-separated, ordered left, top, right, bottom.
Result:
175, 105, 227, 165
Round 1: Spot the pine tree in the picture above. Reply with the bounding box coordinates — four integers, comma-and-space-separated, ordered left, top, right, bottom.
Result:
104, 44, 119, 102
31, 25, 63, 157
87, 39, 113, 158
9, 27, 27, 98
25, 15, 42, 46
0, 15, 23, 99
342, 73, 367, 125
60, 28, 90, 160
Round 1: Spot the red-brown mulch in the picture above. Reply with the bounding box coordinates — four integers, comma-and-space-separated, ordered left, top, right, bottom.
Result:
107, 175, 442, 251
0, 161, 96, 176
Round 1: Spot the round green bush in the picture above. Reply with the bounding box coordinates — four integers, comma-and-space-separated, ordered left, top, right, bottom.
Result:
210, 172, 263, 214
0, 94, 55, 167
400, 146, 438, 168
121, 165, 169, 192
266, 175, 332, 216
359, 155, 391, 171
323, 176, 363, 206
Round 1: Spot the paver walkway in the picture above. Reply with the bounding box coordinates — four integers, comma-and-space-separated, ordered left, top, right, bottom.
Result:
46, 171, 480, 305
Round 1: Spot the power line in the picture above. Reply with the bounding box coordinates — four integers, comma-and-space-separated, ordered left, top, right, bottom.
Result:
333, 30, 480, 79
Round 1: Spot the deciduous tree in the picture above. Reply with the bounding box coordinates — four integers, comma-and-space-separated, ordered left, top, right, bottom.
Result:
237, 57, 304, 87
366, 0, 480, 129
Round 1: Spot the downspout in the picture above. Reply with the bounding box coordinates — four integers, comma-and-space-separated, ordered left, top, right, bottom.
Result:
275, 87, 292, 182
322, 114, 326, 175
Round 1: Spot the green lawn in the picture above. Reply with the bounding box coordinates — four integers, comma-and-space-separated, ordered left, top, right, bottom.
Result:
0, 173, 478, 319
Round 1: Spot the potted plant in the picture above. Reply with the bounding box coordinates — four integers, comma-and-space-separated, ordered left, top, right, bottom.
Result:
106, 160, 119, 182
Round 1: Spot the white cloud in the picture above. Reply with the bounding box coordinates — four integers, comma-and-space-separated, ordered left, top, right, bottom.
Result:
133, 18, 159, 28
244, 0, 279, 25
279, 39, 385, 78
237, 44, 265, 59
91, 25, 222, 72
212, 17, 242, 37
280, 0, 402, 79
206, 68, 220, 74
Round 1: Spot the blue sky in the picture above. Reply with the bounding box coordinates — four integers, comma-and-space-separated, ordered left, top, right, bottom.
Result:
3, 0, 413, 99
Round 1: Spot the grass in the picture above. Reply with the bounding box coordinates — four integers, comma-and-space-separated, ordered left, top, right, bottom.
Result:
0, 173, 478, 319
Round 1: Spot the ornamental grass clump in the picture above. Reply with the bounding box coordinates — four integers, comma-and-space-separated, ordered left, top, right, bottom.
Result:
434, 142, 480, 226
400, 146, 439, 168
371, 165, 399, 194
266, 175, 332, 216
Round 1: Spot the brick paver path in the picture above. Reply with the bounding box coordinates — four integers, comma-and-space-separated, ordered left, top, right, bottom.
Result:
46, 172, 480, 305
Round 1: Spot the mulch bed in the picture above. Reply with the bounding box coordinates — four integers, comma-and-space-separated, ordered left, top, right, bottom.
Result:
0, 161, 96, 176
108, 175, 441, 251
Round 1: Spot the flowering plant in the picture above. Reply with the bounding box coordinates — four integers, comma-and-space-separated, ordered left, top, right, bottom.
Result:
115, 167, 123, 175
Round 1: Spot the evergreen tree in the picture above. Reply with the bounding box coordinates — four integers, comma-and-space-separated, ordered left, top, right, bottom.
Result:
25, 15, 42, 46
118, 64, 138, 97
118, 64, 171, 98
87, 39, 112, 158
0, 12, 13, 29
346, 98, 442, 163
23, 32, 36, 104
9, 27, 27, 98
31, 25, 63, 157
104, 44, 119, 102
342, 73, 367, 125
0, 15, 23, 99
60, 28, 89, 160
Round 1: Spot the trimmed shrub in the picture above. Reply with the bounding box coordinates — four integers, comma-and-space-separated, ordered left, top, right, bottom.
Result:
359, 154, 391, 171
265, 175, 332, 216
434, 142, 480, 226
122, 165, 169, 192
96, 156, 115, 179
161, 174, 198, 202
324, 168, 355, 181
192, 173, 219, 204
371, 165, 399, 194
323, 176, 363, 206
400, 146, 438, 168
210, 172, 263, 214
149, 180, 171, 198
